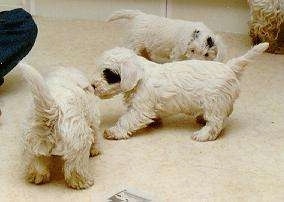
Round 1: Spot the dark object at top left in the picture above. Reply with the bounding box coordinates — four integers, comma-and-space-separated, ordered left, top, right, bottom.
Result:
0, 8, 38, 85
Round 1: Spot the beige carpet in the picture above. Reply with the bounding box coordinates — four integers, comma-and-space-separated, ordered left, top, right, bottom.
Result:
0, 17, 283, 202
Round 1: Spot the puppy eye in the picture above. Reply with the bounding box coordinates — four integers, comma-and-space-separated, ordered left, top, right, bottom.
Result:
103, 68, 121, 84
191, 49, 195, 53
204, 53, 209, 57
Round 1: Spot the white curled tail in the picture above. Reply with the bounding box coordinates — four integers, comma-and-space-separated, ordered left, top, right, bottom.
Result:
226, 43, 269, 79
107, 9, 143, 22
19, 63, 59, 128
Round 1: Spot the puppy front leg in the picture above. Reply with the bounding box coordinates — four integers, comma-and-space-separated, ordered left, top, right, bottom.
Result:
90, 130, 101, 157
104, 108, 155, 140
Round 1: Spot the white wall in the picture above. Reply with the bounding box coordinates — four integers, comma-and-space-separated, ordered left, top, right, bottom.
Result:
0, 0, 22, 11
168, 0, 249, 34
31, 0, 166, 20
0, 0, 249, 34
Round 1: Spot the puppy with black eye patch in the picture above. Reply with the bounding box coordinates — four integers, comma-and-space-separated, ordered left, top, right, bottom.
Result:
92, 64, 125, 99
103, 68, 121, 84
107, 10, 226, 63
91, 44, 268, 142
187, 30, 220, 61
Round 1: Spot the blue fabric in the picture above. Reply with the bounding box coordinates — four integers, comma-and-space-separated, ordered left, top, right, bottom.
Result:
0, 8, 37, 78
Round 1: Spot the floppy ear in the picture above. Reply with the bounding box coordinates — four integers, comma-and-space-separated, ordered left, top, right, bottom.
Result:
214, 35, 227, 62
120, 58, 144, 92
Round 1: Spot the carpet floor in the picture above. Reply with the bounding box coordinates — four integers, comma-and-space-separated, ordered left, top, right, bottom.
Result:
0, 17, 283, 202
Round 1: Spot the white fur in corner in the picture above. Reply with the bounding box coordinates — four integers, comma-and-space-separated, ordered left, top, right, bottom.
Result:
20, 64, 100, 189
248, 0, 283, 53
91, 43, 269, 142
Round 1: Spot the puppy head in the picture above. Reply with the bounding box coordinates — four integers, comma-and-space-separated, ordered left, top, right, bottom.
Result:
55, 67, 94, 93
180, 29, 225, 62
91, 47, 144, 99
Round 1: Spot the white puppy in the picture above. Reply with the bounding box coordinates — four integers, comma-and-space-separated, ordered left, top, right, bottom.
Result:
20, 63, 100, 189
91, 43, 268, 142
107, 10, 225, 63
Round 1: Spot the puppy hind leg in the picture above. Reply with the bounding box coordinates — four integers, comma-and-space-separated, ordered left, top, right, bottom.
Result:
64, 148, 94, 189
26, 155, 51, 184
192, 113, 226, 142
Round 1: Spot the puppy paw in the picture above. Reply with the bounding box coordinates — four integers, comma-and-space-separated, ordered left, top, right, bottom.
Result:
26, 167, 50, 185
104, 128, 129, 140
90, 143, 101, 157
192, 131, 217, 142
66, 171, 94, 190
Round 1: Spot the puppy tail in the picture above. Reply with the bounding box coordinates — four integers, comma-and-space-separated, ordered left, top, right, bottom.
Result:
214, 35, 227, 62
226, 42, 269, 79
19, 63, 59, 126
107, 9, 143, 22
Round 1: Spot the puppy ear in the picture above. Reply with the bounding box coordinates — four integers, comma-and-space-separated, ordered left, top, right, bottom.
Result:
214, 35, 227, 62
120, 58, 144, 92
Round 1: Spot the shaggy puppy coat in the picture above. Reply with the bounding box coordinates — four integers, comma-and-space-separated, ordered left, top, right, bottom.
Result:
91, 43, 268, 142
248, 0, 283, 53
20, 64, 100, 189
107, 10, 225, 63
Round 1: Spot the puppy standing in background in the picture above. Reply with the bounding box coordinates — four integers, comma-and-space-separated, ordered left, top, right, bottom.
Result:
20, 64, 100, 189
107, 10, 226, 63
91, 43, 268, 142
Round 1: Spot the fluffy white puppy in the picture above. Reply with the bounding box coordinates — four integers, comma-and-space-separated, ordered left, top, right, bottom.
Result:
20, 63, 100, 189
248, 0, 283, 53
91, 43, 268, 142
107, 10, 225, 63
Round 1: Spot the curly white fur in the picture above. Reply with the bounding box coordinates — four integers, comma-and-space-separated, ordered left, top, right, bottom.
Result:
20, 63, 100, 189
248, 0, 283, 53
91, 43, 269, 142
107, 10, 226, 63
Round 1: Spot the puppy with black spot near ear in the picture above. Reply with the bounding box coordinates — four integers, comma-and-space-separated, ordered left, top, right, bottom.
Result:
107, 10, 226, 63
91, 43, 268, 142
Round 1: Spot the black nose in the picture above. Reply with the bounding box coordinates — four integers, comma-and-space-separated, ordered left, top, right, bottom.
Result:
91, 84, 96, 89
